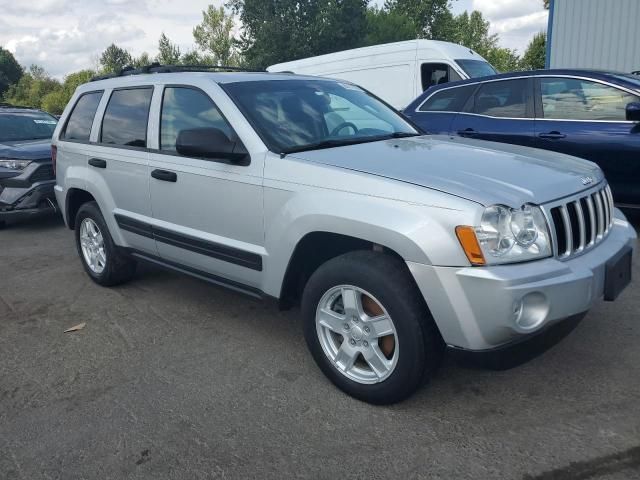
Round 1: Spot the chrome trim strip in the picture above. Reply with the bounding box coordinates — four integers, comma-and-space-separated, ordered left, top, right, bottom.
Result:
585, 195, 596, 246
594, 191, 605, 239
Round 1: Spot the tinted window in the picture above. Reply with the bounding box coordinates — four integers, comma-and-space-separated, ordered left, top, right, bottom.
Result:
473, 79, 529, 118
419, 85, 476, 112
101, 88, 152, 147
63, 92, 103, 141
0, 112, 57, 142
160, 87, 233, 152
455, 59, 498, 78
421, 63, 461, 90
540, 78, 640, 121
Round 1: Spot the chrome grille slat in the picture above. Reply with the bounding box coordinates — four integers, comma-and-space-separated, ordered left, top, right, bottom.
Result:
559, 205, 573, 256
585, 196, 596, 246
546, 184, 613, 261
594, 192, 605, 238
573, 200, 586, 251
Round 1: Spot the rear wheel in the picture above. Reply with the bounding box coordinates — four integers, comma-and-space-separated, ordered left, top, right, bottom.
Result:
302, 251, 442, 404
75, 201, 136, 286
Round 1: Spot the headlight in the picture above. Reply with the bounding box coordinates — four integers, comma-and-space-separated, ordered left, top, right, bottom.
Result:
0, 159, 32, 170
457, 204, 552, 265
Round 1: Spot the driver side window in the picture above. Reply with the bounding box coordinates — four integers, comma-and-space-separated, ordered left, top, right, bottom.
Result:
160, 87, 234, 152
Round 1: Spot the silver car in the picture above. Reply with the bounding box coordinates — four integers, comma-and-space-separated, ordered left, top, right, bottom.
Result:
52, 68, 636, 404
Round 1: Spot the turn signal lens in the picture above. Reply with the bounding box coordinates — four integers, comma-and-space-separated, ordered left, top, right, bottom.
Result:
456, 226, 486, 266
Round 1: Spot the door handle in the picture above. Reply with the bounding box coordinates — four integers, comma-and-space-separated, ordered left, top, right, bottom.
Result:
457, 128, 478, 137
151, 169, 177, 182
88, 158, 107, 169
538, 131, 566, 140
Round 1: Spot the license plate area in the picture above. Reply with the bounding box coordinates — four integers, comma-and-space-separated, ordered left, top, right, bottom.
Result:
604, 246, 633, 301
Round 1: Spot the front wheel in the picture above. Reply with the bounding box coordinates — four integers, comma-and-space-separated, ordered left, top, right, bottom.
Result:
302, 251, 443, 404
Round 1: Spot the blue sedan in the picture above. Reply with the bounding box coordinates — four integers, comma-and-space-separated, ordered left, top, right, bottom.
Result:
404, 69, 640, 207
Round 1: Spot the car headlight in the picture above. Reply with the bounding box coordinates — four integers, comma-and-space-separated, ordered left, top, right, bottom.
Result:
0, 159, 32, 170
456, 204, 552, 265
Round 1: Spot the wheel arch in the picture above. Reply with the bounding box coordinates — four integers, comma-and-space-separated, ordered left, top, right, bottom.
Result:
65, 188, 97, 230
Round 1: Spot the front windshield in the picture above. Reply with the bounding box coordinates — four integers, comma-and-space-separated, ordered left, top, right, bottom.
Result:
0, 111, 57, 142
223, 79, 419, 153
455, 59, 498, 78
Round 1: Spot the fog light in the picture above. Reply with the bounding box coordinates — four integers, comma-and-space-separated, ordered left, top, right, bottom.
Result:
514, 292, 549, 330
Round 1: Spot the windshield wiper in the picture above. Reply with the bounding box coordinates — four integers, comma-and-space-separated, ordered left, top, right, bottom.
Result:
281, 132, 420, 156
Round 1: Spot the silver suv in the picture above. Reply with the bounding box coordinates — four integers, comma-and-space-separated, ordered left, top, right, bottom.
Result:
53, 67, 636, 404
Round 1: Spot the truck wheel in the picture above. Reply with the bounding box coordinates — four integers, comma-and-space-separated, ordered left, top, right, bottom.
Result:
302, 250, 442, 404
75, 201, 136, 286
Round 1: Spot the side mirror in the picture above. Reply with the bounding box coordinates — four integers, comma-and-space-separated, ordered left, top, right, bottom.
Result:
625, 102, 640, 122
175, 128, 249, 165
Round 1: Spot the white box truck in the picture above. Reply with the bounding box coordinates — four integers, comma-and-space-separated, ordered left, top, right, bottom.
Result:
267, 40, 497, 109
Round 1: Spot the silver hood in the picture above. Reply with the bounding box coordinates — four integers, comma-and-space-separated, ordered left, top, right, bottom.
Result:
290, 135, 604, 207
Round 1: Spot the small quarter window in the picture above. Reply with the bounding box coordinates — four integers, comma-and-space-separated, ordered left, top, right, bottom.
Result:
101, 88, 153, 147
160, 87, 233, 152
62, 91, 103, 141
419, 85, 476, 112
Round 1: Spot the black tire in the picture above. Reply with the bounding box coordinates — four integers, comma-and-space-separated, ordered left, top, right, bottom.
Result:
302, 250, 443, 405
74, 201, 136, 286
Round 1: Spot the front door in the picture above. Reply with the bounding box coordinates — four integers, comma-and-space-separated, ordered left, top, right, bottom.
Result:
148, 85, 264, 289
534, 77, 640, 205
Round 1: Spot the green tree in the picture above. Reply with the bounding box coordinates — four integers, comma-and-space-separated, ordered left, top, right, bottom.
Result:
362, 7, 417, 46
385, 0, 456, 39
193, 6, 239, 65
181, 49, 214, 65
133, 52, 153, 67
0, 46, 23, 98
3, 65, 61, 109
520, 31, 546, 70
41, 69, 95, 114
229, 0, 368, 69
157, 33, 181, 64
99, 43, 133, 73
544, 0, 550, 8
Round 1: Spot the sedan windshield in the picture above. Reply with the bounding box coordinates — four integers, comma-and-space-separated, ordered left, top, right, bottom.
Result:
0, 112, 57, 142
223, 79, 419, 154
455, 59, 498, 78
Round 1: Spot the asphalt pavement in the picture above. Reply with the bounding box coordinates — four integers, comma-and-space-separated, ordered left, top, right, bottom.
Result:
1, 213, 639, 480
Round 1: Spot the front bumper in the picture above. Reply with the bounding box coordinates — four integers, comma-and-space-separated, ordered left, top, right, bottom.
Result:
0, 180, 57, 222
408, 209, 637, 351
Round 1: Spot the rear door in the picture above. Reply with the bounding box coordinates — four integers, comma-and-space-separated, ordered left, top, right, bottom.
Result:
450, 77, 536, 147
147, 84, 264, 289
89, 86, 156, 254
534, 76, 640, 205
407, 84, 477, 134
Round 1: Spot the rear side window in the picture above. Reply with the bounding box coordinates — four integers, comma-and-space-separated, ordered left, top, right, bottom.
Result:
101, 88, 153, 147
473, 79, 529, 118
419, 85, 476, 112
62, 91, 103, 141
160, 87, 233, 152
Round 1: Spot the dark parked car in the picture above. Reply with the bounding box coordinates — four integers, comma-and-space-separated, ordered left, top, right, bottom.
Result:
404, 69, 640, 207
0, 104, 58, 226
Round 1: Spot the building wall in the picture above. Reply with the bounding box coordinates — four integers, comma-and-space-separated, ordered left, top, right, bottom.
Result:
548, 0, 640, 72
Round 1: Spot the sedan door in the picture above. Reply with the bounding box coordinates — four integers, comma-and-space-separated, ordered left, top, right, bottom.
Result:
449, 77, 536, 148
147, 85, 265, 291
406, 84, 477, 134
534, 77, 640, 205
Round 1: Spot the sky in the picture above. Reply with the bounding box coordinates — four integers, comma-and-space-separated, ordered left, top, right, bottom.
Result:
0, 0, 548, 79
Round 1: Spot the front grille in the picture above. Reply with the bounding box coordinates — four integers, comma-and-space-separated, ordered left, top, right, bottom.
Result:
29, 164, 55, 183
547, 184, 614, 259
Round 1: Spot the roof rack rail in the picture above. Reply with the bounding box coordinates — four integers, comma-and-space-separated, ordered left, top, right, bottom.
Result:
90, 63, 265, 82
